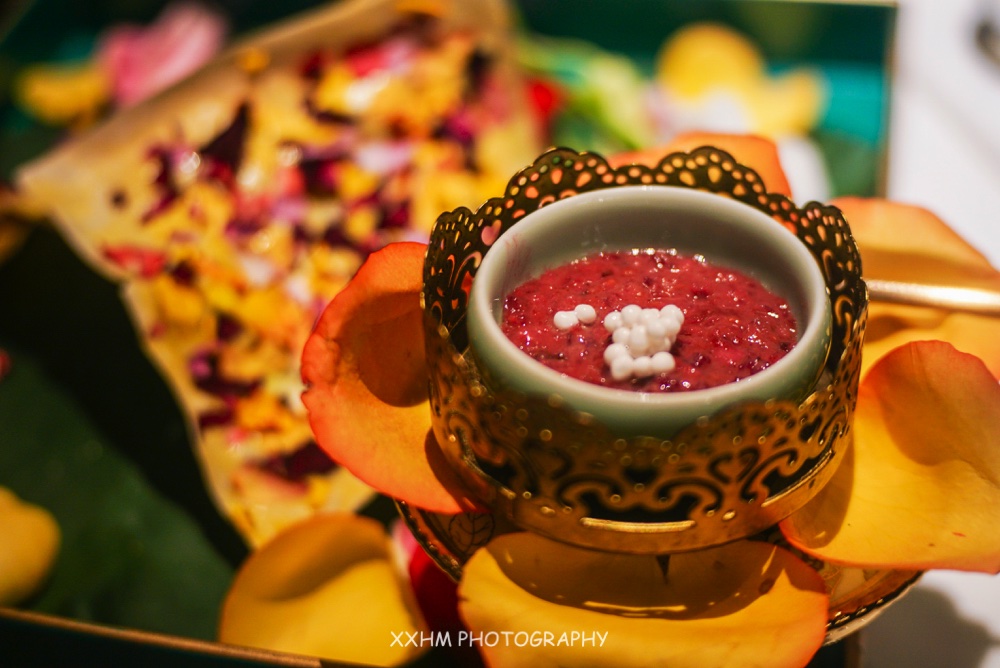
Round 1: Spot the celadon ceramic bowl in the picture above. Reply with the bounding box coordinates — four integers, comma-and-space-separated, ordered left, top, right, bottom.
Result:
466, 185, 833, 438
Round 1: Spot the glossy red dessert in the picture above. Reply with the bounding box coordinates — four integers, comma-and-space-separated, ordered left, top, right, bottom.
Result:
501, 249, 798, 392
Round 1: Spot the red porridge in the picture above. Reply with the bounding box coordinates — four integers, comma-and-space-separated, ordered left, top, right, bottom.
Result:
500, 249, 798, 392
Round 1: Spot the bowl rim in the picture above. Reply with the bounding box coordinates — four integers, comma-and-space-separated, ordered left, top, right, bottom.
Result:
467, 184, 832, 430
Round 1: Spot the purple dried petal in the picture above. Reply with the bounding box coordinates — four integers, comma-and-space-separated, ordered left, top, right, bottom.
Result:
254, 440, 337, 482
293, 222, 317, 246
303, 97, 356, 125
215, 313, 243, 342
348, 188, 381, 212
189, 349, 259, 398
299, 158, 340, 196
435, 110, 476, 148
197, 406, 234, 430
323, 224, 351, 247
299, 50, 325, 80
379, 200, 410, 230
200, 103, 248, 187
169, 260, 196, 286
141, 146, 180, 223
224, 216, 265, 241
464, 48, 492, 97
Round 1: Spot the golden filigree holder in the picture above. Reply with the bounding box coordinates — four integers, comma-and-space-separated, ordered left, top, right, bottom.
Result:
403, 146, 919, 640
422, 146, 864, 554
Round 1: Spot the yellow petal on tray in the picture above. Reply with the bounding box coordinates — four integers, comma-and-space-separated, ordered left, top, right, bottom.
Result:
834, 196, 1000, 378
302, 241, 477, 514
14, 60, 110, 128
781, 341, 1000, 573
609, 131, 793, 198
0, 487, 61, 606
219, 513, 425, 666
458, 533, 828, 668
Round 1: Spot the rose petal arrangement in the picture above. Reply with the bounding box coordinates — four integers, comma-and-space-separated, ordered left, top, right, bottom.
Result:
216, 132, 1000, 667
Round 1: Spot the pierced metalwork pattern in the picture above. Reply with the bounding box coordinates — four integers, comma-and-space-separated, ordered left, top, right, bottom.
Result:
422, 146, 867, 554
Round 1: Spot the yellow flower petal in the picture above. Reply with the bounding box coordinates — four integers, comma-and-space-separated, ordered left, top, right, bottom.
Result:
834, 197, 1000, 378
219, 513, 425, 666
0, 487, 60, 606
15, 60, 109, 127
458, 533, 827, 668
781, 341, 1000, 572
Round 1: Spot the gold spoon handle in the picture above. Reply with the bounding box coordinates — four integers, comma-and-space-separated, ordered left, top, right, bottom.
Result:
866, 278, 1000, 317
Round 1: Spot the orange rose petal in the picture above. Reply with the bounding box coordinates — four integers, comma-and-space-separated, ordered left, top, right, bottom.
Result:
609, 131, 793, 198
781, 341, 1000, 573
834, 197, 995, 273
458, 533, 827, 668
219, 513, 425, 666
302, 241, 476, 514
834, 197, 1000, 378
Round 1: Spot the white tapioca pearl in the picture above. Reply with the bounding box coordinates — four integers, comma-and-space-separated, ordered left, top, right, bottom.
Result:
646, 319, 667, 340
612, 327, 630, 344
646, 338, 670, 357
603, 343, 630, 365
632, 355, 654, 378
661, 317, 681, 339
553, 311, 579, 330
651, 351, 676, 373
610, 355, 634, 381
661, 304, 684, 325
603, 311, 623, 332
628, 325, 650, 355
575, 304, 597, 324
621, 304, 642, 326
